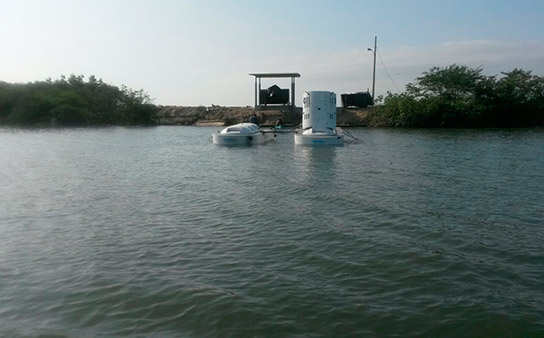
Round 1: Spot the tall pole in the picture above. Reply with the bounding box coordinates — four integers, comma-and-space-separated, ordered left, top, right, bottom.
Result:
372, 36, 377, 100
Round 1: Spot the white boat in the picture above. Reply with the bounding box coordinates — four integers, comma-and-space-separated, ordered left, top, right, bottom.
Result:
212, 123, 275, 145
294, 91, 344, 145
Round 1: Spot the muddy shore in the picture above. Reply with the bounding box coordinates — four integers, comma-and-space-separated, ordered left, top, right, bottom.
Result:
155, 105, 373, 127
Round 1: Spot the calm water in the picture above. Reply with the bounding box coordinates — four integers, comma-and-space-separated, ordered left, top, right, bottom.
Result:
0, 126, 543, 337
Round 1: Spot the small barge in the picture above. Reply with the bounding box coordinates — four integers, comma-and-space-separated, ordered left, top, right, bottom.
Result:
212, 123, 275, 145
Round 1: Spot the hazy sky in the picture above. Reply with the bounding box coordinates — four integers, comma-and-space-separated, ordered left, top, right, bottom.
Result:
1, 0, 543, 106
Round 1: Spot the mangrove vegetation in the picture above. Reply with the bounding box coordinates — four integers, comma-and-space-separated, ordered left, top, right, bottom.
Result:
2, 66, 543, 128
0, 75, 158, 126
371, 65, 544, 128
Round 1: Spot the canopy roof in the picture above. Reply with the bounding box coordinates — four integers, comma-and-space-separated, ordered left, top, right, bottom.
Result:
249, 73, 301, 78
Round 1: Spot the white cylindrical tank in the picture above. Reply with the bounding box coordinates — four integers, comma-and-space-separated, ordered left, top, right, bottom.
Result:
302, 91, 336, 135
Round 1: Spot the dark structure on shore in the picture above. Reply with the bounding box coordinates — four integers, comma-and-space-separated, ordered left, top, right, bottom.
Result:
259, 84, 289, 106
341, 92, 374, 108
250, 73, 301, 110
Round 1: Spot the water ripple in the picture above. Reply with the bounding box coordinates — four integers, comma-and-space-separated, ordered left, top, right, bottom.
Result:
0, 127, 543, 337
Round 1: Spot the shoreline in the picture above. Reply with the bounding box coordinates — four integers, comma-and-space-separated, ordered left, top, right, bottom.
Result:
155, 105, 373, 127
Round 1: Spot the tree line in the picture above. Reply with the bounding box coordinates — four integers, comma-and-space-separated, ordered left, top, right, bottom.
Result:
370, 65, 544, 127
0, 75, 158, 125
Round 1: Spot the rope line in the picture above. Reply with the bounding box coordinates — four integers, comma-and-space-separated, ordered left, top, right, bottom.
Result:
342, 129, 362, 143
377, 49, 402, 93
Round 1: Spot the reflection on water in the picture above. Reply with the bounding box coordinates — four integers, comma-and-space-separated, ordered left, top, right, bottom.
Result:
0, 127, 543, 337
294, 145, 338, 184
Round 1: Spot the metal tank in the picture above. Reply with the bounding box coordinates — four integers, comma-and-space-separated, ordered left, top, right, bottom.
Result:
295, 90, 343, 145
302, 91, 337, 135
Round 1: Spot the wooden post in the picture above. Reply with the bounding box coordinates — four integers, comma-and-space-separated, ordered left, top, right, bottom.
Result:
372, 36, 377, 100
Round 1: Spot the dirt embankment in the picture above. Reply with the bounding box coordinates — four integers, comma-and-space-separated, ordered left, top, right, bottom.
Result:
155, 105, 374, 127
336, 107, 374, 127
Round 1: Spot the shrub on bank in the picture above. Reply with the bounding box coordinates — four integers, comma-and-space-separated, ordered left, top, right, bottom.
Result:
0, 75, 158, 126
371, 65, 544, 128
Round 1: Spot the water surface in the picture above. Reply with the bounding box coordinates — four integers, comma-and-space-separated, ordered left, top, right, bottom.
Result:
1, 127, 543, 337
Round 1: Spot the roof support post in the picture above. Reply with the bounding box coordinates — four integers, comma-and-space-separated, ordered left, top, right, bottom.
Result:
258, 78, 261, 107
254, 76, 257, 108
291, 77, 295, 107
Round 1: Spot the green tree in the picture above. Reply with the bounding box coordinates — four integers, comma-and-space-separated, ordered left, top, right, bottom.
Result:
373, 65, 544, 127
0, 76, 158, 126
490, 69, 544, 126
408, 64, 487, 99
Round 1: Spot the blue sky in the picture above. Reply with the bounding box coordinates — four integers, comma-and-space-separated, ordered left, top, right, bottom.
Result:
1, 0, 543, 106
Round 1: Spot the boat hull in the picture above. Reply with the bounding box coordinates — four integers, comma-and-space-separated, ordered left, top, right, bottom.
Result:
213, 132, 274, 145
294, 129, 344, 145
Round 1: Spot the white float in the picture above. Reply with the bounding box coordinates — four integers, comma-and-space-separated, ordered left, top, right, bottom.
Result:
212, 123, 275, 145
294, 91, 344, 145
